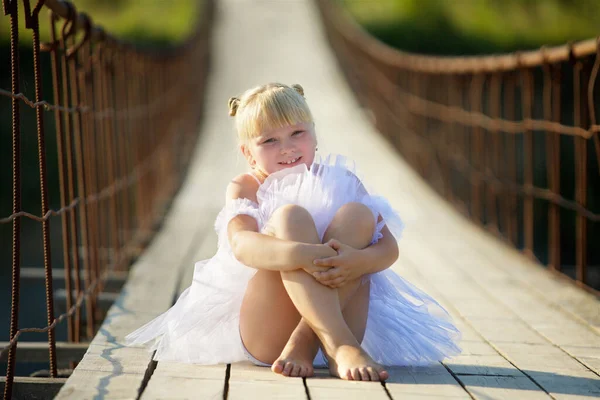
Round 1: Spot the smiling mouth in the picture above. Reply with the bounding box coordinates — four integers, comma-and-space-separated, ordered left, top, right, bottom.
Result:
279, 156, 301, 165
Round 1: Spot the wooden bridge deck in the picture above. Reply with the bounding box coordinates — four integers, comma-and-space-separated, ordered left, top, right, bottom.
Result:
55, 0, 600, 398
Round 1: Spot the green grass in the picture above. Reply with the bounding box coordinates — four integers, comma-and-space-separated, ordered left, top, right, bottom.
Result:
0, 0, 199, 46
341, 0, 600, 55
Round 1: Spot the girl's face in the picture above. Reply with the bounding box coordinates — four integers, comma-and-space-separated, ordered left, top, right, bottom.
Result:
242, 122, 317, 177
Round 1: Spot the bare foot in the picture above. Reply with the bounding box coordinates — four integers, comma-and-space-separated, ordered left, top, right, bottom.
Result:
271, 330, 318, 378
327, 345, 389, 381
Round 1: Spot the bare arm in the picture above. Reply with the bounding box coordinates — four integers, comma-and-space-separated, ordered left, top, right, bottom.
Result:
313, 219, 399, 287
226, 174, 335, 272
358, 224, 399, 274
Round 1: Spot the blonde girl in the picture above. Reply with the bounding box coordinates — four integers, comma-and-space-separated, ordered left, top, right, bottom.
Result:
127, 83, 460, 382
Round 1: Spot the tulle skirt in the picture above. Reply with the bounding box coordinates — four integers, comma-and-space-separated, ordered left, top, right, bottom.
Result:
126, 154, 461, 366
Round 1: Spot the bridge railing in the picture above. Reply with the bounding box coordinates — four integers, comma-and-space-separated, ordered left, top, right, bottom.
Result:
0, 0, 213, 398
315, 0, 599, 293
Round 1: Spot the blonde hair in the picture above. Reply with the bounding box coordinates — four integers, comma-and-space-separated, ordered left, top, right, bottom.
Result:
228, 83, 314, 143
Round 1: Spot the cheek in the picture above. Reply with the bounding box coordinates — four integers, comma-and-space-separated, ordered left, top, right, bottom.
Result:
300, 136, 316, 151
254, 146, 277, 163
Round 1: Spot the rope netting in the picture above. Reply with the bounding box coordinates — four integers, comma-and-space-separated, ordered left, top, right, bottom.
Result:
316, 0, 600, 293
1, 0, 213, 398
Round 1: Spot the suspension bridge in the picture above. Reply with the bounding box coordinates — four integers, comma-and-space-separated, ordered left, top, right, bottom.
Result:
1, 0, 599, 398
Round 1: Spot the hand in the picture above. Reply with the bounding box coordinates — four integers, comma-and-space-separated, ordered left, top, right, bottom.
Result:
301, 243, 336, 275
312, 239, 364, 288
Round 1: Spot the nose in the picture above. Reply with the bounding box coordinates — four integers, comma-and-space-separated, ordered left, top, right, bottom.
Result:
279, 138, 295, 154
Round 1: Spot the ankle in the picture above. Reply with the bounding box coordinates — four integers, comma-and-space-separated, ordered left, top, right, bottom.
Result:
319, 335, 360, 356
294, 326, 317, 342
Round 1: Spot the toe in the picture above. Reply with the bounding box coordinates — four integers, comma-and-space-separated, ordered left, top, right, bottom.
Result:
345, 369, 353, 380
350, 367, 361, 381
283, 361, 294, 376
359, 367, 370, 381
301, 366, 313, 378
291, 364, 301, 377
377, 368, 389, 381
366, 367, 379, 381
271, 360, 284, 374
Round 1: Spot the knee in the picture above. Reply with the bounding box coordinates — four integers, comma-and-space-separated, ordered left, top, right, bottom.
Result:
324, 202, 376, 246
268, 204, 315, 232
334, 202, 376, 232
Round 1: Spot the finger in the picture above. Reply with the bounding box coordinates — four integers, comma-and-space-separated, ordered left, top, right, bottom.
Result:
326, 239, 341, 250
322, 271, 344, 281
315, 275, 342, 286
313, 273, 333, 282
314, 276, 334, 285
315, 267, 341, 279
313, 257, 338, 267
304, 265, 330, 275
330, 277, 346, 287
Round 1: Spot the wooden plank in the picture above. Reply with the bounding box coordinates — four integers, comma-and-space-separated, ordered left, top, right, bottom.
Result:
393, 251, 552, 398
562, 346, 600, 375
459, 376, 551, 400
141, 363, 226, 400
0, 377, 67, 400
385, 364, 470, 399
449, 222, 600, 331
398, 226, 600, 399
413, 233, 600, 379
55, 368, 147, 400
227, 362, 306, 399
304, 368, 389, 400
55, 179, 212, 399
141, 375, 224, 400
446, 354, 524, 377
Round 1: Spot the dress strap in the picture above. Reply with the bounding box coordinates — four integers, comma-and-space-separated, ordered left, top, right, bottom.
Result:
246, 172, 262, 186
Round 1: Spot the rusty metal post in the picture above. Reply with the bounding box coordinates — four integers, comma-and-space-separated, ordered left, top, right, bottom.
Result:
4, 0, 23, 396
544, 59, 562, 271
26, 0, 58, 376
488, 73, 502, 233
520, 66, 535, 258
573, 55, 588, 285
49, 11, 76, 343
470, 73, 485, 224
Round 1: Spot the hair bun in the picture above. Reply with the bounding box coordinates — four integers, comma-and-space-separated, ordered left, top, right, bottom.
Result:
228, 97, 240, 116
291, 84, 304, 97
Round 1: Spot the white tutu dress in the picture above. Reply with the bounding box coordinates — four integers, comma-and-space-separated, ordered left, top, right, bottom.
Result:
126, 154, 461, 366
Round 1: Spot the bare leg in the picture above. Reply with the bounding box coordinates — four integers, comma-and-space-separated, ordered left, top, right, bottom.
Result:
276, 203, 387, 381
272, 278, 365, 377
273, 202, 371, 376
240, 204, 321, 378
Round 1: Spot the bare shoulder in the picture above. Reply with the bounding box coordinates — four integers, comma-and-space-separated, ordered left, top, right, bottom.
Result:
226, 173, 259, 203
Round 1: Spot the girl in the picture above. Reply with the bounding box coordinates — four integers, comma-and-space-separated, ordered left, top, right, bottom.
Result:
126, 83, 461, 382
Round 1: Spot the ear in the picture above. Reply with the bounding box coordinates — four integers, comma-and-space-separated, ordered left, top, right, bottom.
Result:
240, 144, 256, 166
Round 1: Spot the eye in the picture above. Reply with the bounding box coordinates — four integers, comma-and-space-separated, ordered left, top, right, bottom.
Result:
292, 130, 304, 136
262, 138, 276, 144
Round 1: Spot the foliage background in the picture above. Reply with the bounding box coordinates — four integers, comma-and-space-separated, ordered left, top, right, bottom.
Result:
342, 0, 600, 55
